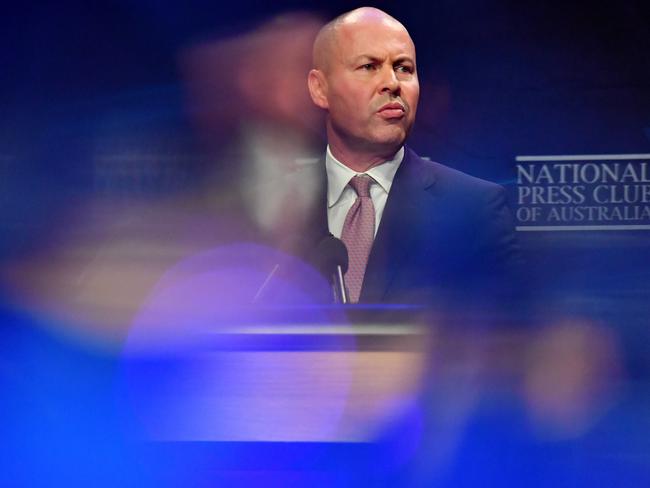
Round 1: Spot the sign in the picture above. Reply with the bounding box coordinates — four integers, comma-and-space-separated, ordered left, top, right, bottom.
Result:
514, 154, 650, 231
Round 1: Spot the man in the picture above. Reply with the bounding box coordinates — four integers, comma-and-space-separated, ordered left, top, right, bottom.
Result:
306, 7, 521, 307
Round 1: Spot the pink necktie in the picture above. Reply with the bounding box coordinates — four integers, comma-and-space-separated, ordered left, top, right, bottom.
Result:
341, 175, 375, 303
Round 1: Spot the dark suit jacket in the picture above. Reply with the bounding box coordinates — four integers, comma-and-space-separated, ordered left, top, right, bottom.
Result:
304, 147, 522, 308
212, 146, 521, 309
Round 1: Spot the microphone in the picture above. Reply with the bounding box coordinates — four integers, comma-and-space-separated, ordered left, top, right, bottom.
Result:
312, 234, 350, 304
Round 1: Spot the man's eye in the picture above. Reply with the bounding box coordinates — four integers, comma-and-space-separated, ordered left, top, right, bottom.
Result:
359, 63, 375, 70
395, 65, 413, 74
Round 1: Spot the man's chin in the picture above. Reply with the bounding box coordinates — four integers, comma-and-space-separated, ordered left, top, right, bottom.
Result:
370, 131, 408, 150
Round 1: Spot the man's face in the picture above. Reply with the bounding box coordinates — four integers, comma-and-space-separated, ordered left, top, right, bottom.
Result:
318, 19, 419, 154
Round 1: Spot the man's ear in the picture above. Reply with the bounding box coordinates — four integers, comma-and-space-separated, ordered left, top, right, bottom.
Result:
307, 69, 329, 110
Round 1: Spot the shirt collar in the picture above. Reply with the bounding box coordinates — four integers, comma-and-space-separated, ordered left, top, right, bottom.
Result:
325, 146, 405, 207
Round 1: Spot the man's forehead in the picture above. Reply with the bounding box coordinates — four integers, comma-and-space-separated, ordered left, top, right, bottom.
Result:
312, 8, 415, 71
340, 7, 401, 26
334, 20, 415, 60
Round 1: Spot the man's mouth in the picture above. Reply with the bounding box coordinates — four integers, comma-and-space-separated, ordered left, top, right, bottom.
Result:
377, 102, 406, 119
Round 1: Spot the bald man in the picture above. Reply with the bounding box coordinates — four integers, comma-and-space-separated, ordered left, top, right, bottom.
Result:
307, 8, 520, 306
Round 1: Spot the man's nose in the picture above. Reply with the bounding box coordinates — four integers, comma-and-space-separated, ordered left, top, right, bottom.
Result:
379, 66, 400, 94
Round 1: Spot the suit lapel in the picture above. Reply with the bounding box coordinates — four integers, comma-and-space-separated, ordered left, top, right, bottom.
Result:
360, 148, 437, 302
305, 158, 330, 244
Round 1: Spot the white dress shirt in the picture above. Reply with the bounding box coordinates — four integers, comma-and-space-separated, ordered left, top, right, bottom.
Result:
326, 146, 404, 238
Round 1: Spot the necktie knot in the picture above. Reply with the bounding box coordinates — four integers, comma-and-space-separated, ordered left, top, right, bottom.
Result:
349, 174, 373, 198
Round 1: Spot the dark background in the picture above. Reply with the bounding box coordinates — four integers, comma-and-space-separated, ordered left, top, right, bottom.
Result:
3, 0, 649, 326
2, 0, 650, 244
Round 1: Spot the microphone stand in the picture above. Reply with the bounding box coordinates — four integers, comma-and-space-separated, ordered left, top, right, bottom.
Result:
334, 265, 349, 304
